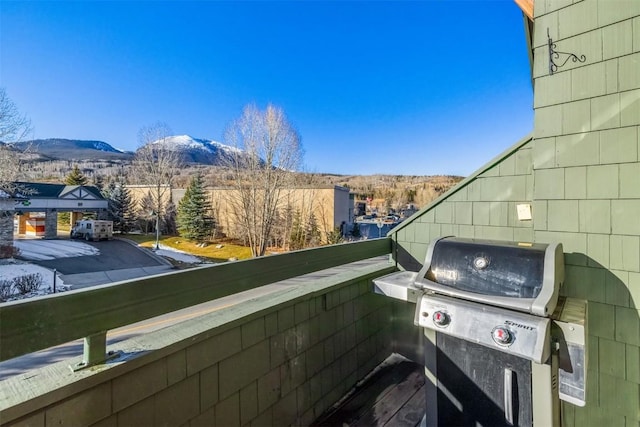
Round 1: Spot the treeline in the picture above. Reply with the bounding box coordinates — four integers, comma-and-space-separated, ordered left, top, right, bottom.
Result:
24, 159, 463, 211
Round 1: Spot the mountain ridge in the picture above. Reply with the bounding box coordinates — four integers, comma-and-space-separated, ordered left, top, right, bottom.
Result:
8, 136, 241, 165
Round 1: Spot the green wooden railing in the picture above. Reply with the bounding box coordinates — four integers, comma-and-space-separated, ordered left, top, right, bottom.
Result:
0, 238, 392, 366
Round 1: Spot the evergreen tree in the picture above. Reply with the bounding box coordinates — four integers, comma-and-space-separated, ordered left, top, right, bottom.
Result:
65, 165, 88, 185
351, 222, 361, 238
103, 181, 136, 233
58, 165, 89, 226
139, 192, 156, 234
289, 210, 306, 250
289, 211, 322, 250
93, 175, 104, 191
163, 201, 178, 235
325, 226, 344, 245
177, 174, 215, 242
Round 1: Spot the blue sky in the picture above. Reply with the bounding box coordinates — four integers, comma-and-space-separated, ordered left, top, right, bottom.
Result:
1, 1, 533, 176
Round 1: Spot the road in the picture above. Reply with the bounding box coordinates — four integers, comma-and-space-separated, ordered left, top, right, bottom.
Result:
0, 283, 286, 380
30, 239, 167, 275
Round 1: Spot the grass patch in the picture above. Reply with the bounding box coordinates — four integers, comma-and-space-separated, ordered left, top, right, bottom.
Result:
120, 234, 252, 262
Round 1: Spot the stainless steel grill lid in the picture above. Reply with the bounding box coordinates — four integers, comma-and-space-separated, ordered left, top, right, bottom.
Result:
414, 237, 564, 317
426, 238, 546, 298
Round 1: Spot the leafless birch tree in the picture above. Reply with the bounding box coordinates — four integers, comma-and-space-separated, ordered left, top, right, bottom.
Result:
131, 122, 183, 245
224, 104, 303, 257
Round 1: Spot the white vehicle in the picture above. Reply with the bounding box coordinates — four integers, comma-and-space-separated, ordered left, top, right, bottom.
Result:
71, 220, 113, 241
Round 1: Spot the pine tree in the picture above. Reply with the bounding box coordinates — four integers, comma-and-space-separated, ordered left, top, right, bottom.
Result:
58, 165, 89, 226
177, 174, 215, 242
65, 165, 88, 185
139, 192, 156, 234
289, 210, 306, 250
103, 181, 136, 233
289, 211, 322, 250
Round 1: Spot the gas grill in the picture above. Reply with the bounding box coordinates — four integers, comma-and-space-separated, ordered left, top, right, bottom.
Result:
374, 237, 587, 427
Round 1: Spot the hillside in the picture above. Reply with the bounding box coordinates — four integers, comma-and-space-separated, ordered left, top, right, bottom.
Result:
10, 136, 464, 210
10, 138, 133, 161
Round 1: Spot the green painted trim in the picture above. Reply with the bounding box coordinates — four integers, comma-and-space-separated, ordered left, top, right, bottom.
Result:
388, 133, 533, 236
0, 260, 396, 422
0, 239, 392, 361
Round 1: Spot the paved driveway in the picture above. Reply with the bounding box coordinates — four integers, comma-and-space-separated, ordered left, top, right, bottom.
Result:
28, 239, 167, 275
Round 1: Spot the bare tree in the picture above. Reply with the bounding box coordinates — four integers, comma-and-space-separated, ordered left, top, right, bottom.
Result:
224, 104, 303, 257
0, 88, 32, 194
131, 122, 183, 247
0, 88, 32, 143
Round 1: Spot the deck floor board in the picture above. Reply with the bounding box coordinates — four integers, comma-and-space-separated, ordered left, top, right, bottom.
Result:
312, 356, 426, 427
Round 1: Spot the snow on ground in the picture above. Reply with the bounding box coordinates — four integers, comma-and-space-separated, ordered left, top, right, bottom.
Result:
0, 260, 69, 302
1, 239, 98, 302
0, 239, 203, 303
14, 239, 99, 261
154, 244, 203, 264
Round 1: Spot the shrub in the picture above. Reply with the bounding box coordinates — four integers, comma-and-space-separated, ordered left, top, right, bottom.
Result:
0, 279, 13, 302
13, 273, 43, 295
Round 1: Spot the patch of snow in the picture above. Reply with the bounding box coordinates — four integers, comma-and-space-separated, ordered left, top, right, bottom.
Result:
14, 240, 100, 261
153, 244, 203, 264
0, 260, 69, 302
151, 134, 242, 155
92, 141, 122, 153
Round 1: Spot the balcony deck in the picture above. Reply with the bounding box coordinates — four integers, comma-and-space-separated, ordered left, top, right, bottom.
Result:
313, 354, 426, 427
0, 239, 419, 426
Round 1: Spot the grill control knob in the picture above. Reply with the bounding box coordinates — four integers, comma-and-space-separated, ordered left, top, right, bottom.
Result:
432, 311, 450, 327
492, 326, 514, 346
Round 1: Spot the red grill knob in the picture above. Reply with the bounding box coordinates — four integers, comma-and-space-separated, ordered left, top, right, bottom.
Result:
492, 326, 514, 346
432, 311, 450, 327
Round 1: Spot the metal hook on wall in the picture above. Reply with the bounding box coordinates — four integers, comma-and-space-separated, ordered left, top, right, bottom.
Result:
547, 28, 586, 75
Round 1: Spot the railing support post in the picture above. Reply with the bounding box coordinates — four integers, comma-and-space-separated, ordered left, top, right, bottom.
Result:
72, 331, 117, 371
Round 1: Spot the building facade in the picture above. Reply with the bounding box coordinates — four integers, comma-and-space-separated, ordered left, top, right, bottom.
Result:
390, 1, 640, 424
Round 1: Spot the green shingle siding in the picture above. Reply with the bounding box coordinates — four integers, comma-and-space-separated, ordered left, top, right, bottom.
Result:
602, 20, 633, 60
556, 132, 600, 167
565, 167, 588, 199
534, 137, 557, 168
571, 61, 606, 101
559, 0, 597, 39
634, 16, 640, 52
605, 59, 619, 95
578, 199, 611, 233
563, 99, 592, 134
586, 164, 619, 199
390, 3, 639, 424
535, 168, 565, 199
599, 126, 638, 163
605, 269, 631, 307
609, 235, 640, 272
619, 52, 640, 91
549, 200, 580, 232
587, 233, 610, 268
620, 90, 640, 126
591, 93, 621, 131
534, 104, 563, 137
598, 0, 640, 26
611, 200, 640, 235
598, 337, 626, 378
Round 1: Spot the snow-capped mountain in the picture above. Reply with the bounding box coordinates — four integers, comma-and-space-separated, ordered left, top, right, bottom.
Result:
8, 136, 245, 165
10, 138, 134, 161
148, 135, 243, 165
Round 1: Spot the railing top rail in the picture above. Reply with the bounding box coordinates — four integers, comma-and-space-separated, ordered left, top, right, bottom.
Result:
0, 238, 392, 361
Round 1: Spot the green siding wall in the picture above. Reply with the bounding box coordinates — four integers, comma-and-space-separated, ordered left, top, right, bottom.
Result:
392, 1, 639, 425
393, 137, 535, 271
